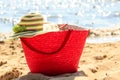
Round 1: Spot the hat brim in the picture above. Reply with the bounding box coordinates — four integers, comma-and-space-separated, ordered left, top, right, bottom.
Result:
10, 30, 46, 39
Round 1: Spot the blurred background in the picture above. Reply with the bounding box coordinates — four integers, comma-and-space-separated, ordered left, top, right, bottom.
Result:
0, 0, 120, 33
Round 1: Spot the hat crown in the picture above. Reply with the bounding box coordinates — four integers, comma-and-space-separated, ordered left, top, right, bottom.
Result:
23, 13, 43, 18
18, 13, 44, 28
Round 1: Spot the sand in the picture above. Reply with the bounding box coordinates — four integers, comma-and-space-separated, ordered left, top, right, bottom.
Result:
0, 27, 120, 80
0, 38, 120, 80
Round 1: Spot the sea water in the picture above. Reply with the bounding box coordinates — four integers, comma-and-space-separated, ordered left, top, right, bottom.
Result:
0, 0, 120, 42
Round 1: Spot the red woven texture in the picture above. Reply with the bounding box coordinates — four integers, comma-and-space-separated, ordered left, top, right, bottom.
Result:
20, 27, 89, 76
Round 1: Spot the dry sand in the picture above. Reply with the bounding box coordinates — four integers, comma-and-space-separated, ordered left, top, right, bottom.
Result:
0, 36, 120, 80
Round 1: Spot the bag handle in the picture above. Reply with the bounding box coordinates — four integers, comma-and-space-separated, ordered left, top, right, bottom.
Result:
21, 29, 72, 54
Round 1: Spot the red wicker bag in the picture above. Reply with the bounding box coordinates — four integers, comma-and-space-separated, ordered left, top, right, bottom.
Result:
20, 24, 89, 76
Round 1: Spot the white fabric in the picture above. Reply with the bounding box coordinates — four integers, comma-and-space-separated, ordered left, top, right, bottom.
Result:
43, 23, 59, 32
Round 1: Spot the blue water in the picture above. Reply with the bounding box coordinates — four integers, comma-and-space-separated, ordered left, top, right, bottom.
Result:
0, 0, 120, 33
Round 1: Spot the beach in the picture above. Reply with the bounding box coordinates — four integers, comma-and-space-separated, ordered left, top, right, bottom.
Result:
0, 28, 120, 80
0, 0, 120, 79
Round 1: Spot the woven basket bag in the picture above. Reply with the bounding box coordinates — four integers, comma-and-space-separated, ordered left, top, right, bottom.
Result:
20, 24, 89, 76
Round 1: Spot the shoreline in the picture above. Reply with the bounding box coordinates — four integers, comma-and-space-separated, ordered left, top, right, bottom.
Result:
0, 26, 120, 43
87, 36, 120, 43
89, 27, 120, 38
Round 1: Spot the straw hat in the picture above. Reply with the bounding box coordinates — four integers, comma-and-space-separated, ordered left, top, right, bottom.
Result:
11, 13, 60, 38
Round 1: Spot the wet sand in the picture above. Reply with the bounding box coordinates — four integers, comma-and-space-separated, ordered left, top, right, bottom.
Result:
0, 27, 120, 80
89, 27, 120, 37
